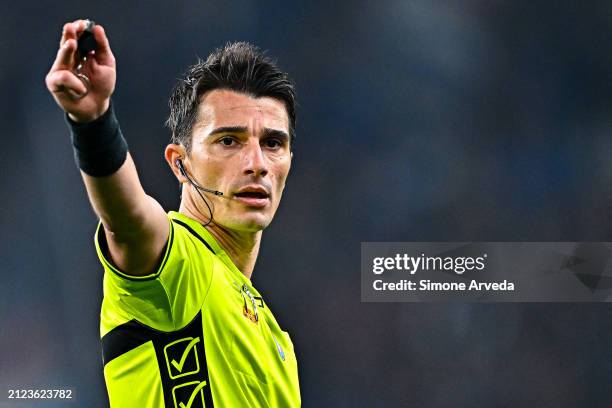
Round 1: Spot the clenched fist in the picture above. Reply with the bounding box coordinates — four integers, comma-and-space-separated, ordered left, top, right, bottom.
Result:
45, 19, 116, 123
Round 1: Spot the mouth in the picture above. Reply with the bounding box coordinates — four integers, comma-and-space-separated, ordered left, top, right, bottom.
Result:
233, 187, 270, 207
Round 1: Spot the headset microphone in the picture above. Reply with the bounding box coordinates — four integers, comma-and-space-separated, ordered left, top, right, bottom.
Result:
175, 159, 224, 196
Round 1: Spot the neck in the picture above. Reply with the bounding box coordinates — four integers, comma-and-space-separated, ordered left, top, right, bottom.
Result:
179, 201, 261, 279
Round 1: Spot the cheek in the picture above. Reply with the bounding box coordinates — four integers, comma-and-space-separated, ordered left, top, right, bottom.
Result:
273, 162, 291, 192
200, 156, 236, 183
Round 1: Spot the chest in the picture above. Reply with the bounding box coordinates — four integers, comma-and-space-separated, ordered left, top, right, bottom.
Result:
201, 264, 297, 381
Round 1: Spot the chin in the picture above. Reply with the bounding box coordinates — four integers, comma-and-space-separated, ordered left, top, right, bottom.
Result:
223, 214, 272, 232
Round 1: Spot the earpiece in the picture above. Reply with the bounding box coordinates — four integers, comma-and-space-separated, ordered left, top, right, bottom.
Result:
174, 158, 223, 196
173, 157, 223, 227
176, 159, 188, 178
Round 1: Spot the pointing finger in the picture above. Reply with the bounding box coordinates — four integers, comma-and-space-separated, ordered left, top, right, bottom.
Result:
51, 38, 77, 71
72, 19, 87, 35
59, 22, 76, 47
60, 20, 88, 47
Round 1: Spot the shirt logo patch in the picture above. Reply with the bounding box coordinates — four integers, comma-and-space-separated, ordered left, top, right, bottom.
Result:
172, 380, 207, 408
164, 337, 201, 380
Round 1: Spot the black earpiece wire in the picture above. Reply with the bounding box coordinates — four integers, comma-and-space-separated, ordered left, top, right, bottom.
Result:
175, 159, 221, 227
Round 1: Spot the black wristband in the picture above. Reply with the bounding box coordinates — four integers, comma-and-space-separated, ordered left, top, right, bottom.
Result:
66, 102, 129, 177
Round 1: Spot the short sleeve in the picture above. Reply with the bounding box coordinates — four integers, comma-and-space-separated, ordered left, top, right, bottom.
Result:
97, 215, 215, 334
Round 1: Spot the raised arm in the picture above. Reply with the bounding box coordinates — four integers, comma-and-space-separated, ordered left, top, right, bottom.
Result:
45, 20, 169, 276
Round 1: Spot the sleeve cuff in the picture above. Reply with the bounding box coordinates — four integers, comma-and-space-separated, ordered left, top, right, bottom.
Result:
65, 101, 116, 137
94, 218, 175, 282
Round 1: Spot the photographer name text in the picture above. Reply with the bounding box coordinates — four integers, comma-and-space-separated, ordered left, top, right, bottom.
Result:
371, 253, 515, 292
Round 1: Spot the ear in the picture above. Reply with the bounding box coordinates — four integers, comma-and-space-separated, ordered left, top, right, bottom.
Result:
165, 144, 187, 184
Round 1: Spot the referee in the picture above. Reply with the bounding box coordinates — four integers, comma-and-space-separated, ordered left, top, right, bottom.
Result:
46, 20, 300, 407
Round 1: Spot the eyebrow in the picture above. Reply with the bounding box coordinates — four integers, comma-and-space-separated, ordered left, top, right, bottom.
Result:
208, 126, 289, 141
208, 126, 248, 136
262, 128, 290, 141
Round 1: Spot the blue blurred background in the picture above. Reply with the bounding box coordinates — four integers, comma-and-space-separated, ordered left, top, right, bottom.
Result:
2, 0, 612, 406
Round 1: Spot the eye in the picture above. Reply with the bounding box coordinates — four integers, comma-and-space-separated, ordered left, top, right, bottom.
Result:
219, 136, 237, 146
263, 138, 283, 150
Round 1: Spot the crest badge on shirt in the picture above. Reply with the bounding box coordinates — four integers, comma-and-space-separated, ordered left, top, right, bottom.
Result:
240, 283, 264, 324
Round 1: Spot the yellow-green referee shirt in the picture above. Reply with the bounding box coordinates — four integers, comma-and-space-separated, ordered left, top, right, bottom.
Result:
96, 211, 300, 407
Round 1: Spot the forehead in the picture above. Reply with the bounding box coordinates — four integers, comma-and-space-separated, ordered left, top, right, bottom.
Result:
194, 89, 289, 133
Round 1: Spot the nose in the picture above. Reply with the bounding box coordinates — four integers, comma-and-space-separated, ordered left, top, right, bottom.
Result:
242, 141, 268, 178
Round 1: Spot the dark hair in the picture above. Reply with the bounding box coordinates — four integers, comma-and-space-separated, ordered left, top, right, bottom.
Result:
166, 42, 296, 153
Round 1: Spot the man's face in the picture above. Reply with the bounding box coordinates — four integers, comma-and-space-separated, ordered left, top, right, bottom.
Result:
187, 89, 292, 232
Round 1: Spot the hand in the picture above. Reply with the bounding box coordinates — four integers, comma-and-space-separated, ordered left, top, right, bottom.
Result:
45, 20, 116, 123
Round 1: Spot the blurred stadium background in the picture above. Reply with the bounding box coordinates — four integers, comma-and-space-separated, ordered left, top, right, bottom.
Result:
2, 1, 612, 406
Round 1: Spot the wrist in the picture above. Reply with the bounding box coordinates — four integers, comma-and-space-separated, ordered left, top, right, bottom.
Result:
66, 100, 114, 130
68, 99, 111, 123
66, 100, 129, 177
